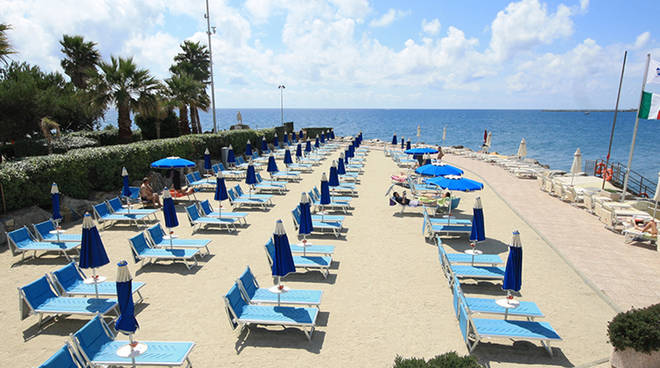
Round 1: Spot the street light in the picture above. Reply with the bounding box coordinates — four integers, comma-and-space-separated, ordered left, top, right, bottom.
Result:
278, 84, 285, 126
205, 0, 217, 133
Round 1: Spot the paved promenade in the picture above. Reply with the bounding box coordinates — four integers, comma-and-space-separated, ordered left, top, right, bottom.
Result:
446, 154, 660, 311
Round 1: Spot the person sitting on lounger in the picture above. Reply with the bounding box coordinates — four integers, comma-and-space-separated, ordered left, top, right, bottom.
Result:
436, 146, 444, 161
630, 218, 658, 236
140, 177, 162, 208
392, 191, 420, 207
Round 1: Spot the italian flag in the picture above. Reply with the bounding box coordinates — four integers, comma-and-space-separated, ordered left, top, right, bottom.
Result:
638, 91, 660, 120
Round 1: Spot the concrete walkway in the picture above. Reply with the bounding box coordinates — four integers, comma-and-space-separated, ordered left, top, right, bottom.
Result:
447, 154, 660, 311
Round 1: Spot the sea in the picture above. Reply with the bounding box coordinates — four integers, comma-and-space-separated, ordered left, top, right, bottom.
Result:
105, 108, 659, 182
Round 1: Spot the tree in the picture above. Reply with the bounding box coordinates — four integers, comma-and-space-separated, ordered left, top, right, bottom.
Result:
0, 23, 16, 67
165, 72, 205, 135
170, 41, 210, 134
59, 34, 100, 89
93, 56, 160, 142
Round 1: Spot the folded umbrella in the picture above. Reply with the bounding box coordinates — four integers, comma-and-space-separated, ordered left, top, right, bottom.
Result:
51, 183, 63, 223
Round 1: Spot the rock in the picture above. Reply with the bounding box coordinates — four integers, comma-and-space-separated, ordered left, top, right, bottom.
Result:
61, 195, 97, 219
0, 205, 51, 245
611, 348, 660, 368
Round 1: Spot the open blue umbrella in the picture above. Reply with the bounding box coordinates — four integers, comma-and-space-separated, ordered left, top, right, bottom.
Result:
226, 145, 236, 166
51, 183, 63, 223
245, 163, 257, 198
273, 134, 279, 148
337, 155, 346, 175
329, 161, 340, 187
406, 140, 411, 150
245, 140, 252, 157
115, 260, 139, 335
425, 175, 484, 192
272, 220, 296, 294
299, 193, 314, 240
284, 148, 293, 166
503, 231, 523, 302
314, 136, 320, 148
305, 139, 312, 153
214, 172, 228, 216
267, 154, 278, 175
162, 189, 178, 245
204, 148, 212, 171
469, 197, 486, 243
296, 143, 302, 159
405, 147, 438, 155
320, 173, 331, 206
415, 164, 463, 177
283, 133, 289, 146
150, 156, 195, 169
80, 213, 110, 298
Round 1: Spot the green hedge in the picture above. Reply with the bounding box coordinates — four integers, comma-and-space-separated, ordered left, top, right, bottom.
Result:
393, 352, 483, 367
0, 128, 281, 212
608, 303, 660, 353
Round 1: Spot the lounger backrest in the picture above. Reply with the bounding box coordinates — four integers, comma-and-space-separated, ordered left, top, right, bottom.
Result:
235, 185, 244, 196
185, 173, 195, 185
236, 156, 244, 165
255, 172, 263, 183
128, 187, 140, 200
39, 343, 82, 368
193, 171, 202, 181
237, 267, 258, 299
52, 262, 83, 292
107, 197, 122, 212
212, 163, 220, 173
199, 200, 212, 216
457, 301, 470, 343
313, 187, 320, 198
73, 315, 113, 362
8, 227, 33, 248
34, 220, 55, 240
308, 191, 317, 201
225, 284, 248, 318
93, 203, 110, 218
264, 239, 276, 265
186, 204, 200, 221
129, 233, 150, 254
218, 163, 227, 171
291, 209, 301, 226
450, 197, 460, 210
21, 276, 57, 309
147, 224, 164, 244
227, 189, 237, 201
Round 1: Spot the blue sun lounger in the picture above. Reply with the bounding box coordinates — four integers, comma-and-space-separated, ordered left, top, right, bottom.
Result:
129, 233, 201, 270
438, 245, 505, 286
251, 173, 287, 194
72, 315, 195, 367
147, 223, 211, 256
198, 200, 248, 225
106, 197, 158, 219
286, 163, 313, 172
236, 266, 322, 307
436, 238, 503, 266
270, 170, 302, 182
291, 208, 343, 238
456, 298, 560, 356
93, 202, 149, 230
453, 280, 543, 321
265, 240, 332, 278
294, 206, 345, 225
185, 204, 237, 233
7, 226, 80, 262
224, 284, 319, 340
313, 187, 353, 202
38, 342, 84, 368
267, 237, 335, 257
307, 190, 351, 214
423, 210, 471, 239
227, 188, 271, 210
49, 262, 145, 302
234, 185, 274, 202
212, 163, 244, 180
33, 220, 82, 243
256, 172, 288, 187
19, 276, 117, 327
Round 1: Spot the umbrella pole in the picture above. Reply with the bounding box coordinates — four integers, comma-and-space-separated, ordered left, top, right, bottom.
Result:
92, 267, 99, 298
167, 227, 173, 248
129, 333, 137, 368
218, 201, 222, 217
277, 276, 281, 306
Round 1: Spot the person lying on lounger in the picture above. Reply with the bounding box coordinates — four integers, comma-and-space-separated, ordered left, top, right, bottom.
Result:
392, 191, 420, 207
630, 219, 658, 236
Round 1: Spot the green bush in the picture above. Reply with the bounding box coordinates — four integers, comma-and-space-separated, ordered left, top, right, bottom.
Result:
135, 110, 180, 140
393, 352, 482, 368
69, 128, 142, 146
608, 303, 660, 353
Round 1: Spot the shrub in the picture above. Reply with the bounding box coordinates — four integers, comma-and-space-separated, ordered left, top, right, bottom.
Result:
135, 110, 180, 140
69, 128, 142, 146
50, 135, 99, 152
393, 352, 482, 368
608, 303, 660, 353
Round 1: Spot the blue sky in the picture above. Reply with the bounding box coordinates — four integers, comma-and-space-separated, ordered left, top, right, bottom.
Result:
2, 0, 659, 109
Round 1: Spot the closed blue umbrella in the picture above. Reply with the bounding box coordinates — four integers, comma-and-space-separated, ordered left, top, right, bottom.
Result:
406, 140, 411, 150
299, 130, 304, 140
320, 173, 331, 206
305, 139, 312, 153
315, 136, 320, 148
162, 189, 178, 245
51, 183, 62, 223
415, 164, 464, 177
80, 213, 110, 298
330, 130, 335, 140
204, 148, 212, 171
273, 134, 279, 148
261, 137, 268, 152
121, 168, 132, 214
346, 147, 353, 159
245, 140, 252, 157
337, 155, 346, 175
328, 161, 340, 187
272, 220, 296, 293
296, 143, 302, 159
150, 156, 195, 169
400, 137, 405, 149
283, 133, 289, 146
284, 148, 293, 165
299, 193, 314, 240
245, 162, 257, 198
267, 154, 278, 175
425, 175, 484, 192
227, 145, 236, 165
405, 147, 438, 155
503, 231, 523, 302
292, 131, 297, 142
320, 132, 325, 143
115, 260, 139, 335
215, 172, 228, 216
469, 197, 486, 243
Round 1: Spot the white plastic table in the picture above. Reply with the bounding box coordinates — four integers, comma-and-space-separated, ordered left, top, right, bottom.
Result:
49, 229, 65, 242
268, 285, 290, 306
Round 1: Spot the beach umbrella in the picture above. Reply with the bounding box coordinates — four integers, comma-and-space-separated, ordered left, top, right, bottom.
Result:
284, 148, 293, 166
406, 140, 411, 150
51, 183, 62, 223
425, 175, 484, 192
296, 143, 302, 160
315, 135, 320, 148
392, 133, 397, 145
283, 133, 289, 146
271, 220, 296, 298
245, 162, 257, 198
204, 148, 212, 171
162, 189, 178, 246
80, 213, 110, 298
245, 140, 252, 157
337, 155, 346, 175
299, 130, 304, 140
517, 139, 527, 159
115, 260, 142, 366
400, 137, 405, 149
329, 161, 340, 187
267, 154, 278, 176
330, 130, 335, 140
273, 133, 279, 148
415, 164, 463, 177
292, 131, 297, 142
503, 230, 523, 302
570, 148, 582, 186
320, 132, 325, 143
150, 156, 195, 169
261, 137, 268, 152
320, 174, 331, 219
214, 171, 228, 216
227, 145, 236, 165
299, 193, 314, 241
121, 168, 132, 214
305, 139, 312, 153
442, 126, 447, 144
469, 197, 486, 243
405, 147, 438, 155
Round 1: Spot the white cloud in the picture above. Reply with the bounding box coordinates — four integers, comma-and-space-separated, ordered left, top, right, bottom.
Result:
121, 32, 181, 79
633, 32, 650, 49
369, 9, 409, 28
579, 0, 589, 12
421, 18, 441, 36
329, 0, 371, 20
488, 0, 574, 61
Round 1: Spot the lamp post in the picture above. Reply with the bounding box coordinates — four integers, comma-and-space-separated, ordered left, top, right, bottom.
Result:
278, 84, 285, 126
205, 0, 217, 133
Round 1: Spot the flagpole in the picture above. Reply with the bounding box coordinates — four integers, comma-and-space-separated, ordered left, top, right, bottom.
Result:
603, 50, 627, 189
620, 53, 651, 202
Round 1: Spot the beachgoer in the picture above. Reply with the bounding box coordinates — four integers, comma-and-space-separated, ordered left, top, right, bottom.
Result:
436, 146, 444, 161
140, 177, 162, 207
393, 191, 420, 207
631, 219, 658, 236
167, 169, 194, 196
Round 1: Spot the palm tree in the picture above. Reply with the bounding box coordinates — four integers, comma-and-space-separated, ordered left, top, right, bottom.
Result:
59, 34, 100, 89
0, 23, 16, 66
170, 41, 210, 134
93, 56, 160, 142
165, 72, 205, 135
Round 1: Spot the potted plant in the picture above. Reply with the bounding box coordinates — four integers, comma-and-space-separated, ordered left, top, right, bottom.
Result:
608, 303, 660, 367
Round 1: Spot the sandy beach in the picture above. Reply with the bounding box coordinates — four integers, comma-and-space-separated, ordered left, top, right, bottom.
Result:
1, 142, 621, 367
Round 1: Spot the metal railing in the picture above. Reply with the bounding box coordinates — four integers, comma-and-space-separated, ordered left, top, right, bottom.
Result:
585, 159, 656, 199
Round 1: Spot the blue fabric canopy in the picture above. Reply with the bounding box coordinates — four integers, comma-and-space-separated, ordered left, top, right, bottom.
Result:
245, 140, 252, 156
329, 164, 339, 187
245, 164, 257, 185
315, 137, 320, 148
337, 158, 346, 175
415, 164, 463, 177
299, 194, 314, 236
320, 176, 331, 205
320, 133, 325, 143
503, 231, 523, 292
305, 140, 312, 153
261, 137, 268, 152
204, 149, 212, 170
267, 155, 278, 173
330, 131, 335, 140
227, 146, 236, 164
151, 156, 195, 169
469, 197, 486, 242
214, 174, 228, 201
283, 133, 289, 145
284, 149, 293, 165
299, 130, 304, 140
273, 134, 279, 148
121, 168, 131, 197
405, 147, 438, 155
400, 138, 405, 149
296, 143, 302, 158
51, 183, 62, 221
80, 213, 109, 269
162, 189, 179, 229
272, 220, 295, 278
406, 140, 411, 150
424, 176, 484, 192
115, 260, 139, 334
292, 131, 297, 142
